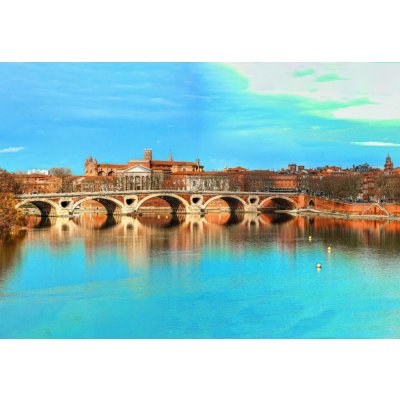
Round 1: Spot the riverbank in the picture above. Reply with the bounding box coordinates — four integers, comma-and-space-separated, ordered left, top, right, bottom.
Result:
0, 197, 27, 239
284, 208, 400, 221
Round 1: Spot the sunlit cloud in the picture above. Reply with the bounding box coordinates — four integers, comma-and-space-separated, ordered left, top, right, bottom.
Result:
315, 73, 346, 83
292, 68, 315, 78
223, 63, 400, 121
0, 146, 25, 153
350, 141, 400, 147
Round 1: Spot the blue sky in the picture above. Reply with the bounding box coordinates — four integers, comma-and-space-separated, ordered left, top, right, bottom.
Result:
1, 62, 400, 174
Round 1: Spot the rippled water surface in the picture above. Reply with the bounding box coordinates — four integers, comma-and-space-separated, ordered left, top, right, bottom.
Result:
1, 212, 400, 338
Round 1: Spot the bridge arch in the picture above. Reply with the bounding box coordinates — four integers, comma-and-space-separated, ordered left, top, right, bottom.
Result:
203, 195, 247, 212
136, 194, 190, 213
15, 199, 60, 216
259, 196, 297, 211
71, 196, 125, 215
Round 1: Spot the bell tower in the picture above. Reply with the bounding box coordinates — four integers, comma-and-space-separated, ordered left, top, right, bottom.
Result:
85, 156, 98, 176
384, 154, 394, 171
144, 148, 153, 162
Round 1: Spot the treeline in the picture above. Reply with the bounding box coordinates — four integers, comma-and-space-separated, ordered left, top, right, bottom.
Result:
0, 169, 26, 238
300, 175, 363, 202
376, 175, 400, 202
300, 173, 400, 203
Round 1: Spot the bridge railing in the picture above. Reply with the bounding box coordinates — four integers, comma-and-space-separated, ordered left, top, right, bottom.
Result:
15, 189, 302, 199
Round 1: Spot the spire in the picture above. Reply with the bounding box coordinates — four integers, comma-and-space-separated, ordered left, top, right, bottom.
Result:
384, 154, 394, 171
168, 151, 173, 162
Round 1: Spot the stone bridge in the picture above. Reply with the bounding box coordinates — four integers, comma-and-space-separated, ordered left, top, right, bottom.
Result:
15, 190, 310, 217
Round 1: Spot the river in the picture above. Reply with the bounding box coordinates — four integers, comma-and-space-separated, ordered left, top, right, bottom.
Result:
1, 212, 400, 338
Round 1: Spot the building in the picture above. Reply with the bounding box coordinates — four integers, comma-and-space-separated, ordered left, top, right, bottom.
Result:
71, 176, 116, 192
165, 171, 234, 192
13, 173, 61, 194
165, 169, 300, 192
353, 164, 371, 173
27, 169, 50, 175
288, 163, 297, 173
85, 149, 204, 176
81, 150, 312, 193
84, 148, 204, 190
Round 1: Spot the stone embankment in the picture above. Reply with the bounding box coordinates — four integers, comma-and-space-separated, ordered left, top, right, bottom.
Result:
286, 200, 400, 221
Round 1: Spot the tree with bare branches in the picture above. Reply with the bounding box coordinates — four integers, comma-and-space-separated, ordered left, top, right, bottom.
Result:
50, 167, 73, 192
376, 175, 400, 202
0, 169, 25, 238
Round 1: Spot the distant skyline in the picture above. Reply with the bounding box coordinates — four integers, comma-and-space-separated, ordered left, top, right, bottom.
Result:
1, 62, 400, 174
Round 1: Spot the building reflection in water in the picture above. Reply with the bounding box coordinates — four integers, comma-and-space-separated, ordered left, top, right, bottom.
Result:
4, 212, 400, 274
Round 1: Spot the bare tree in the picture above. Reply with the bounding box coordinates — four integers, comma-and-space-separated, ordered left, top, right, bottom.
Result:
0, 169, 25, 237
244, 173, 274, 192
49, 167, 72, 177
0, 168, 22, 194
301, 174, 362, 201
49, 167, 73, 192
376, 175, 400, 202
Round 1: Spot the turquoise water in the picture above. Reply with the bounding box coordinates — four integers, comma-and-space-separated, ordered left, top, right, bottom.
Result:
1, 212, 400, 338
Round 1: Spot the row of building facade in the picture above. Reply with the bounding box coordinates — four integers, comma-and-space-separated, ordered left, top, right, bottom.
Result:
10, 149, 400, 201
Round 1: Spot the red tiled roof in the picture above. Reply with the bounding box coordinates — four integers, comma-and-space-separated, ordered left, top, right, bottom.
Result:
226, 166, 248, 171
171, 171, 228, 176
13, 173, 58, 178
151, 166, 172, 171
152, 160, 199, 166
97, 164, 127, 169
74, 176, 115, 181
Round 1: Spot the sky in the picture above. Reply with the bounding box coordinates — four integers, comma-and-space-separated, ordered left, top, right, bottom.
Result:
1, 62, 400, 174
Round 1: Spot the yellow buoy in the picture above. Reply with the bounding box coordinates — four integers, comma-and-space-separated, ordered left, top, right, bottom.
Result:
316, 263, 322, 269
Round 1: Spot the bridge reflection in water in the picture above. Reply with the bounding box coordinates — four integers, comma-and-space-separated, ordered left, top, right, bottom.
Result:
13, 212, 400, 272
5, 212, 400, 338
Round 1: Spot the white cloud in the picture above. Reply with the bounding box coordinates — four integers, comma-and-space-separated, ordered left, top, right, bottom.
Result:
350, 141, 400, 147
0, 146, 25, 153
224, 63, 400, 121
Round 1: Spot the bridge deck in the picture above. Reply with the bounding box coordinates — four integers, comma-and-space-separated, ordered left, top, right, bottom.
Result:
16, 190, 301, 199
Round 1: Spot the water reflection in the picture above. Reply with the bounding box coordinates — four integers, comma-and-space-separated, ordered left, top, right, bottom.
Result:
5, 212, 400, 337
5, 213, 400, 272
26, 216, 53, 229
137, 213, 186, 228
73, 213, 119, 230
0, 232, 26, 288
204, 212, 245, 225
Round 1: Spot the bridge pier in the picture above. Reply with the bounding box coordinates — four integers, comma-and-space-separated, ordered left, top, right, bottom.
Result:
57, 208, 73, 217
185, 205, 205, 214
120, 206, 137, 215
245, 205, 260, 213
